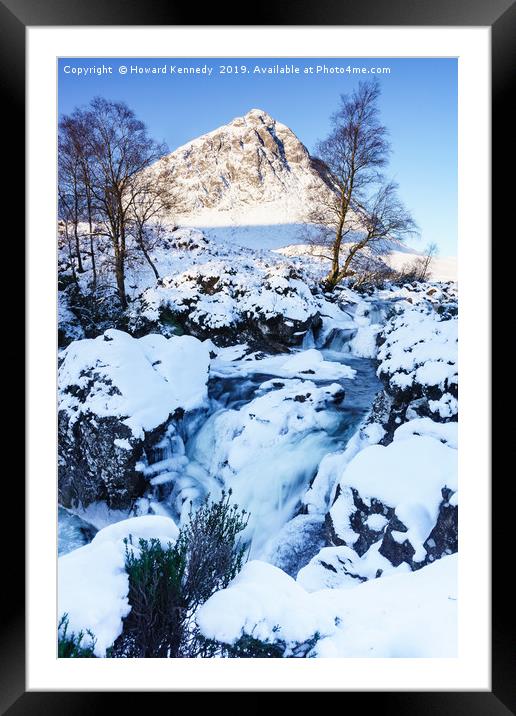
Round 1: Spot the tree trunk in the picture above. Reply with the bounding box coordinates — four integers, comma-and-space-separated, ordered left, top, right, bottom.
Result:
324, 208, 346, 292
73, 221, 84, 273
113, 240, 127, 309
138, 233, 160, 280
87, 195, 97, 290
64, 223, 79, 289
324, 182, 353, 292
115, 256, 127, 309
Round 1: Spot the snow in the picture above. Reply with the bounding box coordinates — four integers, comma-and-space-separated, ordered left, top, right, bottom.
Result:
59, 329, 210, 438
159, 108, 334, 231
385, 250, 458, 282
314, 554, 457, 657
139, 254, 320, 332
366, 513, 389, 531
302, 421, 385, 515
428, 393, 459, 420
211, 347, 356, 381
196, 560, 337, 647
377, 303, 457, 415
197, 555, 457, 657
58, 515, 179, 656
296, 541, 408, 592
330, 434, 457, 561
394, 417, 458, 448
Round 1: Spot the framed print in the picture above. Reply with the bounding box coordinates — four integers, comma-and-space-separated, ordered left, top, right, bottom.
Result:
5, 0, 512, 709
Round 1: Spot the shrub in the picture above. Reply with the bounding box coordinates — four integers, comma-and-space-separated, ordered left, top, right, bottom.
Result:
198, 628, 321, 658
58, 614, 96, 658
111, 491, 249, 658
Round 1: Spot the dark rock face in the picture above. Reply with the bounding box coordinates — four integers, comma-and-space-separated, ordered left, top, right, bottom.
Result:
378, 517, 415, 567
170, 309, 320, 354
424, 488, 458, 562
326, 485, 458, 572
58, 413, 166, 510
325, 486, 393, 557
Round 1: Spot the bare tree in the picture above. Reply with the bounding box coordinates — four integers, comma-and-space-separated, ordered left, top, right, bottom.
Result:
307, 81, 417, 291
59, 115, 99, 288
60, 98, 169, 309
415, 241, 439, 281
127, 157, 179, 280
58, 128, 85, 274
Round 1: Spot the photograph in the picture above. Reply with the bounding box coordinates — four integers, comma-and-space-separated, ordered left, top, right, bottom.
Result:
55, 56, 460, 660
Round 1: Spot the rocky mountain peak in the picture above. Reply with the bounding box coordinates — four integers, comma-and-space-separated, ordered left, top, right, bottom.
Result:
164, 109, 333, 224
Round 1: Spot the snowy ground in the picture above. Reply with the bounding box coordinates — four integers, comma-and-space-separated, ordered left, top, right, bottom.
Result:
58, 224, 458, 658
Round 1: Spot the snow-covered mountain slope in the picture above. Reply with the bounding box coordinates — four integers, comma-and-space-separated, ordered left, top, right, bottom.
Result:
162, 108, 333, 228
276, 244, 457, 282
385, 250, 457, 282
157, 109, 455, 274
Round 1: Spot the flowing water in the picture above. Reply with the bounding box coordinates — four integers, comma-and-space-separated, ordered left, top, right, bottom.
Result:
59, 303, 386, 558
177, 350, 382, 558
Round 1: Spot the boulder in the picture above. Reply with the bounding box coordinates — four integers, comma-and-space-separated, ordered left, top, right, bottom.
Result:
58, 330, 210, 509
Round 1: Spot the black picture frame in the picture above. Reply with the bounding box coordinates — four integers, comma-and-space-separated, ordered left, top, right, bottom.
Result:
5, 0, 512, 710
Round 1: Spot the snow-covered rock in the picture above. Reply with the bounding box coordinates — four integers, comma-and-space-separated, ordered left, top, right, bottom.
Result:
195, 560, 337, 650
133, 235, 323, 350
58, 515, 179, 657
296, 541, 409, 592
377, 303, 458, 416
159, 108, 334, 227
58, 330, 210, 509
211, 346, 356, 381
196, 554, 457, 657
260, 513, 327, 578
327, 432, 458, 568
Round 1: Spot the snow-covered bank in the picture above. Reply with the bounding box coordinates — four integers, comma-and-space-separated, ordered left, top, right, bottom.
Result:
385, 250, 457, 282
58, 330, 210, 509
59, 515, 179, 656
196, 554, 457, 657
58, 219, 458, 658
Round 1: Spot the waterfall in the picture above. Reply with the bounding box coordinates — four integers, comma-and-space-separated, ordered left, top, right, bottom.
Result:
321, 327, 358, 353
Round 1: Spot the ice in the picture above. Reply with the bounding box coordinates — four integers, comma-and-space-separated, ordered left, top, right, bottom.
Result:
302, 421, 385, 514
58, 506, 97, 556
184, 379, 347, 557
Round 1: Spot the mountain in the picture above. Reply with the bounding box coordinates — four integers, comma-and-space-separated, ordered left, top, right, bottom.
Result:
163, 108, 333, 227
159, 109, 456, 281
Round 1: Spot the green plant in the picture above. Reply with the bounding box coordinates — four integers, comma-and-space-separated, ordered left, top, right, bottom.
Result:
111, 491, 249, 658
58, 614, 97, 658
198, 628, 321, 658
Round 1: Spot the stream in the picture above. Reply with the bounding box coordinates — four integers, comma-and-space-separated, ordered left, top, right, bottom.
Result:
59, 304, 386, 559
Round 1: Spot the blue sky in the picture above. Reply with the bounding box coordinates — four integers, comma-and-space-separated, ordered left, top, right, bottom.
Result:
58, 58, 457, 255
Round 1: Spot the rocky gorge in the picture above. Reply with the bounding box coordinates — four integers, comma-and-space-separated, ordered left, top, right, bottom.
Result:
57, 108, 458, 658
